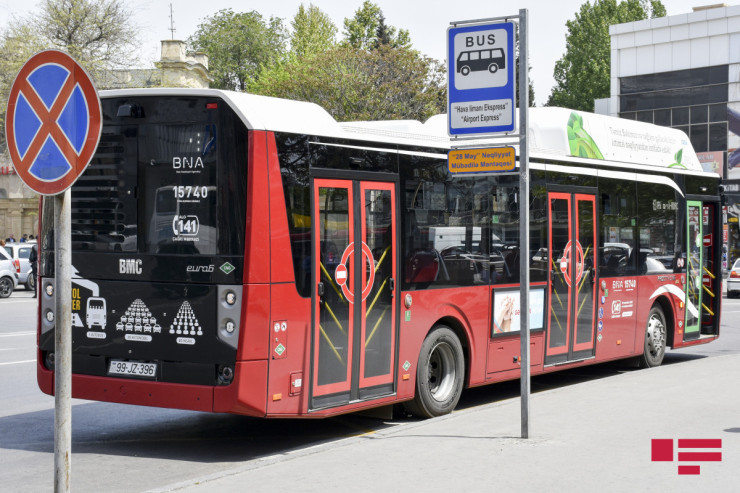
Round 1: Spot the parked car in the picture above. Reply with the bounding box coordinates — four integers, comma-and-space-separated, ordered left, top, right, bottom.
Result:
0, 247, 19, 298
727, 258, 740, 298
3, 242, 35, 290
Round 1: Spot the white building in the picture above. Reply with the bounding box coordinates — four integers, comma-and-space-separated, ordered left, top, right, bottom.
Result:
596, 3, 740, 262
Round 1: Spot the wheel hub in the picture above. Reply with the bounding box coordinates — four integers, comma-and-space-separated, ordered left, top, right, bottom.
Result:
427, 342, 456, 402
647, 315, 665, 355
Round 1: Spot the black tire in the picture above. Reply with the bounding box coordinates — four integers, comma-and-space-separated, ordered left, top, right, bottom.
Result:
488, 63, 499, 73
0, 276, 13, 298
25, 273, 35, 292
639, 305, 667, 368
460, 66, 470, 76
404, 326, 465, 418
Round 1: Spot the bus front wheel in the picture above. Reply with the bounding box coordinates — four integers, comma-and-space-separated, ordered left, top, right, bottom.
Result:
404, 325, 465, 418
460, 66, 470, 76
639, 305, 667, 368
488, 64, 499, 73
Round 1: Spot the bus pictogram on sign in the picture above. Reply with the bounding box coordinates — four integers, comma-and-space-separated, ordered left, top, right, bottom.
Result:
5, 50, 102, 195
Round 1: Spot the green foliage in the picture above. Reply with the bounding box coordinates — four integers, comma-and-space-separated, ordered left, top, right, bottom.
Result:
343, 1, 411, 50
188, 9, 287, 91
37, 0, 139, 70
252, 44, 445, 122
250, 2, 441, 122
290, 3, 336, 58
547, 0, 666, 111
567, 112, 604, 159
1, 0, 139, 152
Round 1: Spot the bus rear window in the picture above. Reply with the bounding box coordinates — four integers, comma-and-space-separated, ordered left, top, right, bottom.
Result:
141, 123, 218, 255
68, 96, 247, 258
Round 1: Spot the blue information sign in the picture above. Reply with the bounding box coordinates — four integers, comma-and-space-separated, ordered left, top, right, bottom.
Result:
447, 22, 516, 136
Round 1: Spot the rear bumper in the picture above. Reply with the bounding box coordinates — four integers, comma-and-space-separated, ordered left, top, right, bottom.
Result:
37, 359, 269, 417
727, 278, 740, 293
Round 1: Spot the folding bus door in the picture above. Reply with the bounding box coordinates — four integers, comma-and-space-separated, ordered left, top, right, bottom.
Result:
311, 179, 397, 410
685, 201, 720, 340
545, 192, 598, 365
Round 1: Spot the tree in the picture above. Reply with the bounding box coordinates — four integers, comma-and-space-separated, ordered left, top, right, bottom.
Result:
547, 0, 666, 111
1, 0, 140, 151
35, 0, 139, 70
253, 44, 445, 123
343, 1, 410, 50
188, 9, 287, 91
290, 3, 336, 58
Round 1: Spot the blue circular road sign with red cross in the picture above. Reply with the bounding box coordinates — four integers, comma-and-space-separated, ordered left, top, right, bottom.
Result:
5, 50, 102, 195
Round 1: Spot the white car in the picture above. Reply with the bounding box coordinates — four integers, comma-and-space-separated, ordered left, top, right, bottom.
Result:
3, 242, 35, 290
0, 248, 19, 298
727, 259, 740, 298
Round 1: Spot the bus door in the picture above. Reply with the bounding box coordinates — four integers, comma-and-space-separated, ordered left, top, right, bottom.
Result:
545, 192, 598, 365
685, 201, 719, 340
311, 179, 398, 409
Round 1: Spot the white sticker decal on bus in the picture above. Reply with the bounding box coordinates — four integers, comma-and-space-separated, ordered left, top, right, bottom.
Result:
169, 301, 203, 339
116, 299, 158, 337
125, 334, 153, 342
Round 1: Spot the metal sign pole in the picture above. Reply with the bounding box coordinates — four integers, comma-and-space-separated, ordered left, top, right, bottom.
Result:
54, 189, 72, 493
517, 8, 531, 439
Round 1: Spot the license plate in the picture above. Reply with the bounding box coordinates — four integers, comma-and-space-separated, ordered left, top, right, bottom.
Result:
108, 360, 157, 379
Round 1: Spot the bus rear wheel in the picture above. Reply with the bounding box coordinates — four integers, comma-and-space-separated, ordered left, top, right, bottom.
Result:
404, 325, 464, 418
639, 305, 667, 368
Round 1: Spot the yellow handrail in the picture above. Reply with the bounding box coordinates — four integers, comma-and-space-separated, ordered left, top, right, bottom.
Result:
320, 261, 347, 305
365, 277, 389, 318
323, 302, 346, 336
365, 306, 390, 348
319, 323, 344, 364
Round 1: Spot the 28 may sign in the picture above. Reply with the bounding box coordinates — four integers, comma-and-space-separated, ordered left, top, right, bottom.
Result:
5, 50, 102, 195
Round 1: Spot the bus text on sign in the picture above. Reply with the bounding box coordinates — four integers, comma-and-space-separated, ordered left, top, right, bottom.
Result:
5, 50, 102, 195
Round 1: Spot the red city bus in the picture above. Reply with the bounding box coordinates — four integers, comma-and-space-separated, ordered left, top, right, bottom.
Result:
36, 89, 722, 418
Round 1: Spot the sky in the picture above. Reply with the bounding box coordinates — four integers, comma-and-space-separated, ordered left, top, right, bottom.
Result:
0, 0, 724, 106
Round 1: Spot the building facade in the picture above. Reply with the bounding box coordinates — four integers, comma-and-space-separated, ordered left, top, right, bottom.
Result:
597, 3, 740, 267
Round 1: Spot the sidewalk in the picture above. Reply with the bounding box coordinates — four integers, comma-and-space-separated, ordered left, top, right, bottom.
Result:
155, 354, 740, 492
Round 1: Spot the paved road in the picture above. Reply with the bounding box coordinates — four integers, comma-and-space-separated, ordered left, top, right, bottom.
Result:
1, 290, 738, 492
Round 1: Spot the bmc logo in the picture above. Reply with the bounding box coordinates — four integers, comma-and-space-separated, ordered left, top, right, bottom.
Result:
119, 259, 142, 275
652, 439, 722, 475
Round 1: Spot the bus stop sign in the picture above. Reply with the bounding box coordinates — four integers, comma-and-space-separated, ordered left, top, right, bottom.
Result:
447, 22, 516, 136
5, 50, 102, 195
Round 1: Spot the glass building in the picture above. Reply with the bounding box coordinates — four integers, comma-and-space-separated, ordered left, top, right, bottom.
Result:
597, 4, 740, 267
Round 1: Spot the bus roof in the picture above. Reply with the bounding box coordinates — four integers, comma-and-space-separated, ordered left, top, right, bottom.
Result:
101, 88, 705, 173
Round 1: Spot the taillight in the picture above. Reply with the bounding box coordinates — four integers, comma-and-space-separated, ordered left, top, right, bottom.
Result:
731, 270, 740, 278
13, 259, 20, 273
